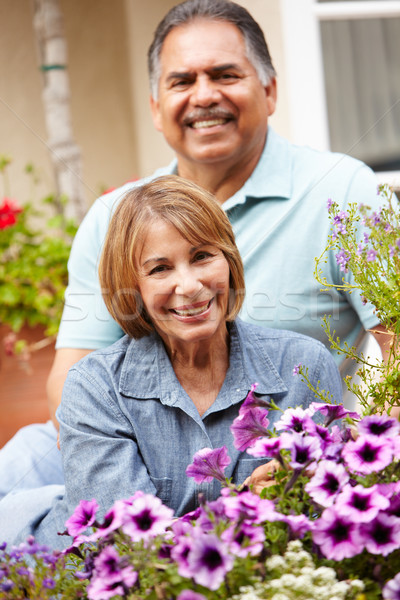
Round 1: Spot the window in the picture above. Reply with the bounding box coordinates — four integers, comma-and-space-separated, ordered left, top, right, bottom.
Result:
280, 0, 400, 186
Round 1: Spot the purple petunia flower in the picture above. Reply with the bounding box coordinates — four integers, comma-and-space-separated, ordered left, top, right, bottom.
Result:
358, 415, 400, 438
230, 408, 270, 451
222, 490, 279, 524
239, 383, 272, 414
335, 483, 390, 523
172, 534, 196, 579
246, 436, 281, 459
186, 533, 234, 590
186, 446, 231, 483
280, 432, 322, 470
221, 521, 265, 558
305, 461, 349, 507
283, 514, 312, 538
65, 498, 99, 537
177, 592, 208, 600
312, 507, 363, 560
275, 406, 315, 433
121, 494, 173, 542
361, 512, 400, 556
383, 573, 400, 599
310, 402, 360, 427
342, 434, 393, 475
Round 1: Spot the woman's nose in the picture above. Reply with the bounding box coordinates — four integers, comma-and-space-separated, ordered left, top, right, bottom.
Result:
174, 267, 202, 297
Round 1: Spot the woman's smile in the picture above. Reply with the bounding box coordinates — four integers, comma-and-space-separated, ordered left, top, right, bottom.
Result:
169, 297, 214, 319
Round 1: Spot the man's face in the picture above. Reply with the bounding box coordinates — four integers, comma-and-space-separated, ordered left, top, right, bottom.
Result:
150, 19, 276, 175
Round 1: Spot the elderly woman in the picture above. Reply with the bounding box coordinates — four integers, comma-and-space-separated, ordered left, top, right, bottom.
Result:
0, 176, 341, 549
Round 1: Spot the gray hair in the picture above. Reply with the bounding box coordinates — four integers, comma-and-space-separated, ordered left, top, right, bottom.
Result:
148, 0, 276, 99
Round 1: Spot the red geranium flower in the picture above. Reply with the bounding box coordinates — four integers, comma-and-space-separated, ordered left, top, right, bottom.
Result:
0, 197, 22, 229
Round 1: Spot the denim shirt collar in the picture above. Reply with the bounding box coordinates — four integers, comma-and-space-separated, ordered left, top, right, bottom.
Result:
118, 319, 288, 413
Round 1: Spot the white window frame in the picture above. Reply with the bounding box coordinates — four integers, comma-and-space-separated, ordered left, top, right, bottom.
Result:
279, 0, 400, 188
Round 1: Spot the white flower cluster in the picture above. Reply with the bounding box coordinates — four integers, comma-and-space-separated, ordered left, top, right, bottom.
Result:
233, 541, 364, 600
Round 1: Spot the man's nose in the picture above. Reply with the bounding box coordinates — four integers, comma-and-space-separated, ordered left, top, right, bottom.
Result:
191, 76, 221, 106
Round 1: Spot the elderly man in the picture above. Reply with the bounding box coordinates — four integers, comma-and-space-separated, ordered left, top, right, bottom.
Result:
0, 0, 388, 498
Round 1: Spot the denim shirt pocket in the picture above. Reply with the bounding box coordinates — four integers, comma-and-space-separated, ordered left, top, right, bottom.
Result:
233, 456, 271, 486
149, 476, 173, 505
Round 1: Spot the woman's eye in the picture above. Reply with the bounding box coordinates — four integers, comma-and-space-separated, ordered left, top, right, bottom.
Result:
149, 264, 168, 275
194, 251, 211, 262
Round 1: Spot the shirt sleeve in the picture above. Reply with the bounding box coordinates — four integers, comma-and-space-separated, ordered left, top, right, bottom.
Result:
57, 365, 157, 518
55, 189, 126, 349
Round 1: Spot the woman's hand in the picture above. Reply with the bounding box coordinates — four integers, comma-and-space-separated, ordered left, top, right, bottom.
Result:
244, 459, 280, 495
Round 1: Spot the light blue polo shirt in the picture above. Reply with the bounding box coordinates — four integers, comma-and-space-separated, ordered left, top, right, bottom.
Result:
57, 128, 381, 364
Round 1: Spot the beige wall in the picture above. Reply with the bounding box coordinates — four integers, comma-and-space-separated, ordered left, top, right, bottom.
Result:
0, 1, 288, 216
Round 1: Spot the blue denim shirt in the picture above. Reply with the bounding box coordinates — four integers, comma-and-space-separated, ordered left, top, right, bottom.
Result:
9, 320, 341, 549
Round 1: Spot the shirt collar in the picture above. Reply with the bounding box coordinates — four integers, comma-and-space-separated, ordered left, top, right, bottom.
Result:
222, 127, 293, 211
118, 320, 288, 405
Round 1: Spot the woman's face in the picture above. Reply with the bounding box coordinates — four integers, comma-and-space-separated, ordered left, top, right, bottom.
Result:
137, 219, 230, 350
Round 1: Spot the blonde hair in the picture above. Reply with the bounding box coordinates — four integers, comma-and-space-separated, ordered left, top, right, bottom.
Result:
99, 175, 245, 338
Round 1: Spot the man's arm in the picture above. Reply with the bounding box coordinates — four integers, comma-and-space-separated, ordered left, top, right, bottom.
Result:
46, 348, 93, 429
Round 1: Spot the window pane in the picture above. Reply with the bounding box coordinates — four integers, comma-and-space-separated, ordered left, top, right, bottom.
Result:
320, 17, 400, 171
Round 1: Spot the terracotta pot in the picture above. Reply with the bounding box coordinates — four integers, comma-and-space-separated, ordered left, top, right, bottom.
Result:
0, 324, 54, 448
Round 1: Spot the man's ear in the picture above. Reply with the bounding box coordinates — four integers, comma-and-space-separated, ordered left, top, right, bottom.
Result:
265, 77, 277, 117
149, 95, 163, 132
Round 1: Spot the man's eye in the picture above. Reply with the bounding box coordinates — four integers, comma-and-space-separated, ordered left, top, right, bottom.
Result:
217, 73, 238, 81
171, 79, 191, 88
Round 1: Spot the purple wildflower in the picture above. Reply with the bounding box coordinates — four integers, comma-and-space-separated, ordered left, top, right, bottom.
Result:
363, 232, 370, 243
43, 578, 56, 589
312, 507, 363, 560
186, 446, 231, 483
383, 573, 400, 600
65, 498, 99, 537
246, 436, 281, 459
0, 580, 14, 593
292, 363, 302, 376
230, 409, 270, 451
361, 513, 400, 556
335, 483, 390, 523
366, 248, 377, 262
305, 461, 349, 507
275, 406, 315, 433
327, 198, 333, 210
335, 248, 351, 272
358, 415, 400, 438
122, 494, 173, 542
342, 434, 393, 475
280, 432, 322, 470
187, 533, 234, 590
